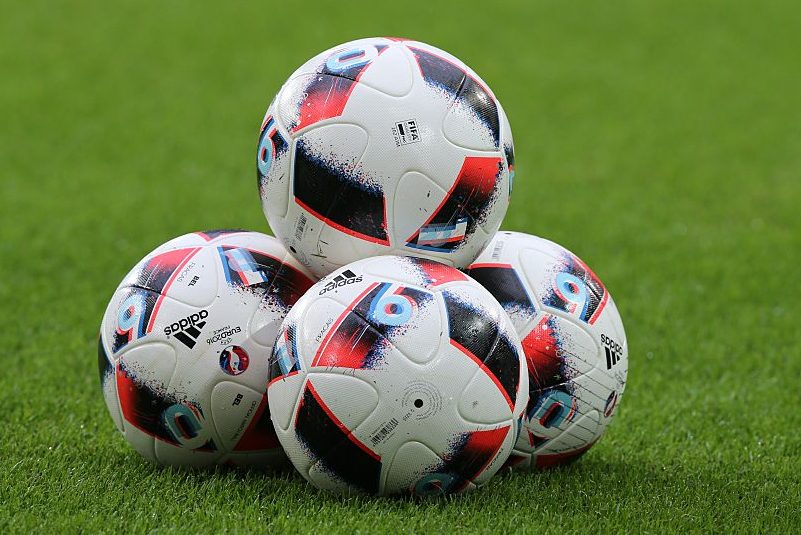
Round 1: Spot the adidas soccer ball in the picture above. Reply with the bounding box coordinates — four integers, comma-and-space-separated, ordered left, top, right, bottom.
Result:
467, 232, 628, 469
98, 230, 315, 467
267, 255, 527, 496
257, 37, 515, 278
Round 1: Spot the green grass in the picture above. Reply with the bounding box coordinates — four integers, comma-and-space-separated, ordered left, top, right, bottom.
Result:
2, 0, 800, 532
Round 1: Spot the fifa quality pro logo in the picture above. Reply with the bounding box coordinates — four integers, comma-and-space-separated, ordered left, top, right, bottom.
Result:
392, 119, 421, 147
318, 269, 362, 295
164, 310, 209, 349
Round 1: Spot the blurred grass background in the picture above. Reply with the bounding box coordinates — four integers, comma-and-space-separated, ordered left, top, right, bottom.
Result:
1, 0, 799, 532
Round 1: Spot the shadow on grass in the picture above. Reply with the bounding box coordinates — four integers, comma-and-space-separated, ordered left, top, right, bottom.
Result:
118, 445, 796, 520
87, 446, 798, 532
124, 448, 631, 505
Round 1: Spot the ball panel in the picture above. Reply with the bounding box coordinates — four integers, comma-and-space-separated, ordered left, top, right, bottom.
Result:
106, 285, 213, 361
266, 368, 305, 433
406, 44, 466, 100
458, 364, 516, 425
294, 378, 383, 494
215, 236, 315, 299
356, 43, 414, 97
293, 123, 371, 172
136, 345, 227, 464
115, 342, 180, 453
392, 171, 448, 250
465, 261, 537, 332
440, 286, 502, 360
102, 288, 163, 357
330, 263, 445, 366
340, 77, 465, 195
291, 125, 384, 246
120, 245, 206, 306
576, 366, 623, 420
442, 77, 500, 151
275, 75, 311, 133
303, 269, 443, 370
517, 245, 608, 326
517, 407, 601, 457
465, 424, 517, 488
403, 40, 494, 96
249, 312, 284, 350
521, 312, 599, 391
155, 245, 219, 308
295, 295, 352, 366
281, 73, 358, 134
403, 156, 503, 256
442, 275, 529, 424
309, 305, 395, 371
304, 373, 379, 433
375, 289, 443, 366
400, 256, 470, 287
384, 440, 443, 495
524, 379, 603, 440
209, 382, 275, 453
430, 425, 513, 492
278, 38, 397, 134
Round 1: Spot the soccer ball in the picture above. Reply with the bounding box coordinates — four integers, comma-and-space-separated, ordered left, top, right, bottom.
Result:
257, 37, 515, 278
267, 255, 527, 495
97, 230, 315, 467
467, 232, 628, 469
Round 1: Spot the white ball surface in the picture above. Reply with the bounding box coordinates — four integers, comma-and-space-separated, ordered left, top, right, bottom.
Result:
267, 255, 527, 495
258, 37, 515, 277
98, 230, 315, 467
467, 231, 628, 469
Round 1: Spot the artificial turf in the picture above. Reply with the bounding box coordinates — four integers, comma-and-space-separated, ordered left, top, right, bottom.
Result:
1, 0, 800, 532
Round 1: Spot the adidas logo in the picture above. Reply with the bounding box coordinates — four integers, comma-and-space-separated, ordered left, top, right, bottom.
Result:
601, 334, 623, 370
319, 269, 362, 295
604, 346, 620, 370
164, 310, 209, 349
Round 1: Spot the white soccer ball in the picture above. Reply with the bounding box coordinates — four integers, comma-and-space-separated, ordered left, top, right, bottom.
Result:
258, 37, 515, 278
267, 255, 527, 495
98, 230, 315, 467
467, 231, 628, 469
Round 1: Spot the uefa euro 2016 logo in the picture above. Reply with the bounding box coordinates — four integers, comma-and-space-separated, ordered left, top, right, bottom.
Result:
219, 345, 250, 376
